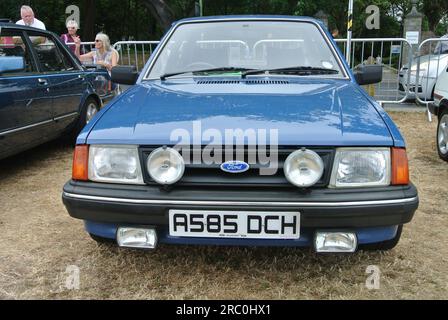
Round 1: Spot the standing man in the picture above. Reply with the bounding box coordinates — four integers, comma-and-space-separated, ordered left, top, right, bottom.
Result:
16, 5, 46, 30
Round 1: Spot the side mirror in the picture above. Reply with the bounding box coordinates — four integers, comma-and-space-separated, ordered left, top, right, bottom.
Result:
354, 64, 383, 85
0, 56, 25, 74
111, 65, 138, 85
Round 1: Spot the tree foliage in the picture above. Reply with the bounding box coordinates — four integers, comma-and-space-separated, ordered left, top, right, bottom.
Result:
421, 0, 448, 33
0, 0, 447, 42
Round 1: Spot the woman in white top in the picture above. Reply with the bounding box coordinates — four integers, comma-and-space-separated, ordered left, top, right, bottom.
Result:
75, 32, 118, 72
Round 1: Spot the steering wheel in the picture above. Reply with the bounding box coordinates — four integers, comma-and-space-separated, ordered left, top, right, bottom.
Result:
186, 62, 216, 70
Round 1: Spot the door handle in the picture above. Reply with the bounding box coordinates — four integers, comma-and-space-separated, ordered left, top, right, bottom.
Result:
37, 78, 48, 86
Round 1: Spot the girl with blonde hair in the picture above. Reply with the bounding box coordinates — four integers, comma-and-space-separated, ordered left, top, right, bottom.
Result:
75, 32, 118, 72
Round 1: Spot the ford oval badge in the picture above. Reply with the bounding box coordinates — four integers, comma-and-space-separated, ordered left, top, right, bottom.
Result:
220, 160, 250, 173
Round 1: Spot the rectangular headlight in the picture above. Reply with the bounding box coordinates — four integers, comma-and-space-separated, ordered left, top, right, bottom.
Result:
329, 148, 390, 188
88, 145, 144, 184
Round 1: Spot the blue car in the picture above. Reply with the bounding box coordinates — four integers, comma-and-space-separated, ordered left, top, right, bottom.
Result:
0, 23, 114, 160
62, 16, 418, 252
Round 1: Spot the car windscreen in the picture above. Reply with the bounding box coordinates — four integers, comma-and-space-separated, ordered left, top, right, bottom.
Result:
146, 20, 345, 79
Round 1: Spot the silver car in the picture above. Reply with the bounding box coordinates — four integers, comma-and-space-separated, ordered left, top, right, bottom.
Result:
399, 53, 448, 101
429, 62, 448, 160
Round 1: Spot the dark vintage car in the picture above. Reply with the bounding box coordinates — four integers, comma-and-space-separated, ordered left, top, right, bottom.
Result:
0, 22, 114, 160
62, 16, 419, 253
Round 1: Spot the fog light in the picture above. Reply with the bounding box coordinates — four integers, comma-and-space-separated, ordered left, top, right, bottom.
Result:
117, 227, 158, 249
284, 149, 324, 187
314, 231, 357, 253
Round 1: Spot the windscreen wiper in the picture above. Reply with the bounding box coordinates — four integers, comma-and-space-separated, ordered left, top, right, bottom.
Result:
241, 66, 339, 78
160, 67, 253, 80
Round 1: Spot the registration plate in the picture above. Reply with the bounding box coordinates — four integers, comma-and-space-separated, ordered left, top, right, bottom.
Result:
169, 210, 300, 239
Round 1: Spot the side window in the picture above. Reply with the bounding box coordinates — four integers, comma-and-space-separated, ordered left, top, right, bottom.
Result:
0, 29, 37, 75
27, 32, 77, 72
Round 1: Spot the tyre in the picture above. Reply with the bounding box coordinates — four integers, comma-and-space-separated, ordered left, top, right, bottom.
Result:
359, 225, 403, 251
437, 108, 448, 162
70, 97, 100, 139
89, 233, 115, 244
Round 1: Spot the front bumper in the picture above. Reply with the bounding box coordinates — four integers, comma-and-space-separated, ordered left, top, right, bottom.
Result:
84, 220, 401, 247
63, 180, 418, 228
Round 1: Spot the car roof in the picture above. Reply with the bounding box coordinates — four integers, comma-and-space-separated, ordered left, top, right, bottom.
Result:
0, 22, 62, 43
173, 15, 324, 27
0, 22, 54, 34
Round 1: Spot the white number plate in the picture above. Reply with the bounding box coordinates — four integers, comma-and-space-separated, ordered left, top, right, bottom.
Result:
169, 210, 300, 239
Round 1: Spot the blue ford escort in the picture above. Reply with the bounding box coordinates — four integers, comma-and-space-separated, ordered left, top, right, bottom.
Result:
62, 16, 418, 252
0, 22, 114, 160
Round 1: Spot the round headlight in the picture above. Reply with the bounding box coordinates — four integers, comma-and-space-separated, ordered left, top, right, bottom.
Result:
284, 149, 324, 187
147, 147, 185, 185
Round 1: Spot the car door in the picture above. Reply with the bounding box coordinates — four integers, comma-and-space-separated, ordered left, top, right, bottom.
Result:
0, 27, 53, 159
27, 30, 87, 133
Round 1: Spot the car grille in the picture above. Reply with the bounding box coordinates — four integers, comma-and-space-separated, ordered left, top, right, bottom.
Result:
139, 146, 335, 189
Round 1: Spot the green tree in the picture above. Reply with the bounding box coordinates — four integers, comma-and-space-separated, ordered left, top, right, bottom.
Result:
421, 0, 448, 33
1, 0, 447, 41
296, 0, 403, 38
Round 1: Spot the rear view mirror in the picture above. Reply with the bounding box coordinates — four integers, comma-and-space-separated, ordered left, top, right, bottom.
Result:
354, 64, 383, 85
111, 65, 138, 85
0, 56, 25, 74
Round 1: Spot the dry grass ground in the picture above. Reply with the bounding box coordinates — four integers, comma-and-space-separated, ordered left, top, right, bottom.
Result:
0, 112, 447, 299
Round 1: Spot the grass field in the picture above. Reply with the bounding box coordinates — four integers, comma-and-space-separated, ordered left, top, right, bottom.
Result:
0, 112, 447, 299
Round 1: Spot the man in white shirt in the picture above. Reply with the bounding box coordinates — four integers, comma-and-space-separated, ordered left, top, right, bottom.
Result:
15, 5, 46, 30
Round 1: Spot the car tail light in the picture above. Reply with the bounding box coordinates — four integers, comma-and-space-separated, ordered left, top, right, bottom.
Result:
391, 148, 409, 185
72, 145, 89, 181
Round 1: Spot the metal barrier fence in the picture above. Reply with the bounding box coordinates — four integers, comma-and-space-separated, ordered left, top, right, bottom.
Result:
68, 41, 159, 71
335, 38, 413, 104
70, 38, 437, 105
112, 41, 160, 71
66, 41, 95, 55
107, 38, 415, 105
78, 41, 96, 54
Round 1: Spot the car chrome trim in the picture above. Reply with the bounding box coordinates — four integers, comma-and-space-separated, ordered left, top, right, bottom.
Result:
0, 111, 79, 136
54, 112, 79, 121
63, 192, 418, 207
0, 119, 53, 136
143, 17, 350, 81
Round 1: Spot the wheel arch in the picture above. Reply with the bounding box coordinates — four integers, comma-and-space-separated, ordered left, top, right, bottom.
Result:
438, 98, 448, 118
79, 91, 102, 115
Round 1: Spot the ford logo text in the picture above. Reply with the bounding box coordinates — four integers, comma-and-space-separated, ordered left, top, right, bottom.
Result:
220, 161, 250, 173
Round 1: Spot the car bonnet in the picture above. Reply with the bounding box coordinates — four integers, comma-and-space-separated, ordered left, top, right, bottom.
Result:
84, 78, 394, 146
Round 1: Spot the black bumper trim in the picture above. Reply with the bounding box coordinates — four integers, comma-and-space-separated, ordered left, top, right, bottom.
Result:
62, 181, 418, 228
63, 191, 417, 208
